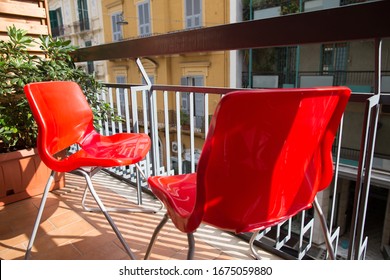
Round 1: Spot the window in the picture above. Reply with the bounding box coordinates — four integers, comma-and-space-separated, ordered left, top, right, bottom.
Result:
85, 41, 94, 74
49, 8, 64, 37
185, 0, 202, 28
77, 0, 90, 31
138, 1, 151, 36
321, 43, 348, 85
181, 76, 204, 130
275, 46, 297, 86
112, 12, 123, 41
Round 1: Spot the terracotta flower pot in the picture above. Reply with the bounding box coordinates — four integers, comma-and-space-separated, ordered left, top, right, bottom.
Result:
0, 148, 65, 206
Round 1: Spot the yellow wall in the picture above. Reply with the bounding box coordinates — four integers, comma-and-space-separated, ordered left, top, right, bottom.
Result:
102, 0, 230, 87
102, 0, 230, 162
102, 0, 230, 119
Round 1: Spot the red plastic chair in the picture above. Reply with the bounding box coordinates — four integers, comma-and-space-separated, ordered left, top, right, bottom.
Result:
23, 81, 152, 259
144, 87, 351, 260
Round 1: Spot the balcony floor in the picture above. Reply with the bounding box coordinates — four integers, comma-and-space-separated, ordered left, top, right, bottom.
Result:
0, 171, 281, 260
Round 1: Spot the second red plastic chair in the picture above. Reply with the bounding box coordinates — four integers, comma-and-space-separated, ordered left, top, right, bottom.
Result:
145, 87, 351, 260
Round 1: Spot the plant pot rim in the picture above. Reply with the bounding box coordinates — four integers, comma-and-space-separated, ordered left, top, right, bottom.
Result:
0, 148, 39, 162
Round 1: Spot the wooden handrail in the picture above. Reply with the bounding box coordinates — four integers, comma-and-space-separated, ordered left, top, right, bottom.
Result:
74, 1, 390, 62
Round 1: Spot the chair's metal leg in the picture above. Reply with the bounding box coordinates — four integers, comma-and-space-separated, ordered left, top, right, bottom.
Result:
144, 213, 169, 259
249, 229, 262, 260
135, 162, 147, 180
25, 170, 56, 260
81, 185, 91, 210
187, 233, 195, 260
135, 165, 142, 205
82, 186, 161, 213
80, 167, 162, 214
313, 196, 336, 260
75, 169, 137, 260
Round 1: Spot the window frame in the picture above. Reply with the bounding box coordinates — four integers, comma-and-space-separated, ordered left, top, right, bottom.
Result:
185, 0, 202, 29
320, 42, 349, 85
49, 8, 64, 37
85, 41, 94, 74
181, 76, 205, 129
77, 0, 90, 31
138, 0, 151, 36
111, 12, 124, 42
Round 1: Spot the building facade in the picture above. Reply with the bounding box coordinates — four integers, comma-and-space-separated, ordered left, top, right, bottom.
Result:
48, 0, 108, 81
101, 0, 233, 88
101, 0, 237, 171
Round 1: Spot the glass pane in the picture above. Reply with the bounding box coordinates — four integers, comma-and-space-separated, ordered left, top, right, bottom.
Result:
116, 76, 126, 83
49, 10, 58, 28
144, 3, 150, 23
57, 9, 63, 24
195, 16, 200, 27
194, 76, 204, 86
335, 44, 347, 71
112, 15, 116, 32
194, 0, 201, 14
139, 5, 144, 25
186, 0, 192, 16
194, 93, 204, 116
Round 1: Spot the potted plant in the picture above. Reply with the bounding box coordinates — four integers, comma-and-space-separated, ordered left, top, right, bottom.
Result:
0, 26, 115, 205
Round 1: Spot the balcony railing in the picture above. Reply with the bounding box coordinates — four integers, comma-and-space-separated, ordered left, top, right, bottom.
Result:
242, 70, 390, 90
73, 1, 390, 260
98, 79, 389, 260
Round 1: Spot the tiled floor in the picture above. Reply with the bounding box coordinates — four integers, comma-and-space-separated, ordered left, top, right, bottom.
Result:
0, 171, 281, 260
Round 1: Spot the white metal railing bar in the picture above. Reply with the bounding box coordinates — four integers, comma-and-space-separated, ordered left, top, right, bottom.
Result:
101, 89, 109, 135
275, 219, 291, 251
349, 94, 381, 259
115, 88, 123, 133
330, 227, 340, 259
163, 91, 172, 174
176, 91, 183, 175
124, 88, 131, 133
298, 211, 314, 260
330, 115, 345, 234
108, 88, 115, 135
189, 92, 195, 173
204, 94, 209, 137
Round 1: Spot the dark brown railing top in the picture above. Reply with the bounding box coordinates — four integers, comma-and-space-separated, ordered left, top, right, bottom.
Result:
74, 1, 390, 62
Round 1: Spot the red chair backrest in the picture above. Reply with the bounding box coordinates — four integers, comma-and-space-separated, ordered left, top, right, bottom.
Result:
24, 81, 95, 164
196, 87, 350, 233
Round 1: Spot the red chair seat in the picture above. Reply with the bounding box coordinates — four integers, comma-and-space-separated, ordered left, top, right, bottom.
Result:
148, 173, 197, 232
53, 132, 150, 172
